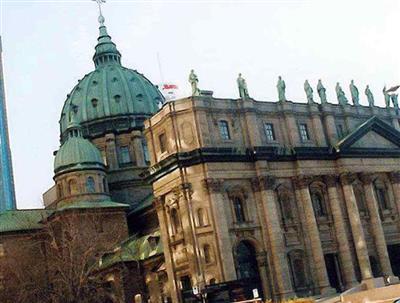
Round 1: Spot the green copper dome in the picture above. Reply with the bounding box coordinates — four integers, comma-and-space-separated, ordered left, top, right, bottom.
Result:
59, 23, 163, 140
54, 118, 104, 175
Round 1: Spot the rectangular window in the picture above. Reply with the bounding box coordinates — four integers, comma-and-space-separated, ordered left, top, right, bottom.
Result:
336, 124, 344, 138
118, 146, 131, 164
299, 123, 310, 142
219, 120, 231, 140
159, 133, 167, 153
264, 123, 276, 141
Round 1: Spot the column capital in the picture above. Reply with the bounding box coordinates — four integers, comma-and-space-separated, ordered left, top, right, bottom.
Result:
358, 173, 374, 185
153, 196, 164, 210
203, 178, 224, 193
339, 172, 357, 185
130, 130, 142, 139
258, 175, 276, 191
390, 171, 400, 184
292, 175, 312, 189
324, 174, 339, 187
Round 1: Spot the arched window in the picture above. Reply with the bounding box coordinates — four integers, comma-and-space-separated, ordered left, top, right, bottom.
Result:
68, 179, 79, 195
310, 190, 327, 217
86, 177, 96, 193
204, 244, 212, 264
197, 208, 206, 227
232, 197, 246, 223
276, 189, 293, 222
171, 209, 181, 234
374, 179, 390, 213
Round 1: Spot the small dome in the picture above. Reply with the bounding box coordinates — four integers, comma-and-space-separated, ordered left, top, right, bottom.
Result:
54, 130, 104, 174
59, 24, 164, 140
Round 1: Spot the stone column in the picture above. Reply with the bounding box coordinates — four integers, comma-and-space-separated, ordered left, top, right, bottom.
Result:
360, 173, 394, 277
153, 198, 180, 303
256, 252, 273, 300
257, 176, 295, 299
324, 175, 358, 288
203, 178, 236, 282
390, 171, 400, 217
340, 173, 373, 281
293, 176, 335, 295
131, 130, 146, 167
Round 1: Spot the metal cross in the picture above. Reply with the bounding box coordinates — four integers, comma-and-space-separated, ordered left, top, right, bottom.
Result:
92, 0, 106, 25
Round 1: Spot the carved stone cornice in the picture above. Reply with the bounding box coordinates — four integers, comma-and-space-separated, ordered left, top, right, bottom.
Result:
203, 178, 224, 193
324, 174, 338, 188
339, 172, 357, 185
292, 175, 313, 189
389, 171, 400, 184
358, 173, 374, 185
258, 175, 276, 191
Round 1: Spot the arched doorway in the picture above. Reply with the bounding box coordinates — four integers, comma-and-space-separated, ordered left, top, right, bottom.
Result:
235, 240, 260, 280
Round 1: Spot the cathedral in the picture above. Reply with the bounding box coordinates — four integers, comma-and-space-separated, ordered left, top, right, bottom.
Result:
1, 6, 400, 303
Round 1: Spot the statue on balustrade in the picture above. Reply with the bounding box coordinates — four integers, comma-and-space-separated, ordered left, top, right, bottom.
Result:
336, 82, 348, 105
365, 85, 374, 107
304, 80, 314, 103
189, 69, 200, 96
237, 73, 249, 100
277, 76, 286, 101
349, 80, 359, 106
317, 79, 327, 103
383, 86, 391, 108
392, 94, 399, 109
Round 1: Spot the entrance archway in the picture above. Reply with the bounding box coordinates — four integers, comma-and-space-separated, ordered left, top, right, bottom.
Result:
388, 244, 400, 277
235, 240, 260, 280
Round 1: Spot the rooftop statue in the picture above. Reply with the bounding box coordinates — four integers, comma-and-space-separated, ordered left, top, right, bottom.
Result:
349, 80, 359, 106
391, 94, 398, 109
383, 86, 391, 108
304, 80, 314, 103
365, 85, 374, 107
335, 82, 348, 105
317, 79, 327, 103
237, 73, 249, 100
189, 69, 200, 96
277, 76, 286, 101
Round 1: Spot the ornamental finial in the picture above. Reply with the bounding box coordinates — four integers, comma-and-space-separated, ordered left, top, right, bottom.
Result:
92, 0, 106, 26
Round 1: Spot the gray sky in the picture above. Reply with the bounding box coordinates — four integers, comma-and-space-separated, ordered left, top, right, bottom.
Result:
1, 0, 399, 209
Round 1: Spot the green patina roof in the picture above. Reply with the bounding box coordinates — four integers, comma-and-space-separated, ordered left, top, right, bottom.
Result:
100, 231, 163, 269
0, 209, 52, 233
59, 23, 163, 137
56, 200, 129, 212
54, 131, 104, 174
129, 193, 154, 215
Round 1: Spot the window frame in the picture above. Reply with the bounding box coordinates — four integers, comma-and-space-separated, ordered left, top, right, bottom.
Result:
298, 123, 310, 142
159, 133, 167, 153
232, 196, 246, 223
218, 120, 231, 140
118, 145, 132, 165
264, 123, 276, 142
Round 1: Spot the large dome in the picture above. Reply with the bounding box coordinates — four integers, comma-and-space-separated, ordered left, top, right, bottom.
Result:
59, 24, 163, 140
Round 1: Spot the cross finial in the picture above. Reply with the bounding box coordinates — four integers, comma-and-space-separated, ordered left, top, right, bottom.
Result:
92, 0, 106, 26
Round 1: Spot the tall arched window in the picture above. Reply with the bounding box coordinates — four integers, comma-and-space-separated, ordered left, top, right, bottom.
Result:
310, 190, 327, 217
57, 184, 63, 198
171, 208, 181, 234
102, 177, 108, 192
86, 177, 96, 193
204, 244, 212, 264
68, 179, 79, 195
232, 197, 246, 223
235, 241, 260, 280
276, 189, 293, 223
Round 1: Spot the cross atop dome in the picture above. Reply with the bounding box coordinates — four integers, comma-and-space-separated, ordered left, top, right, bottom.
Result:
92, 0, 106, 26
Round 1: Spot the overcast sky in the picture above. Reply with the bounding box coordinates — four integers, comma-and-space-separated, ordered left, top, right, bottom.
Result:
1, 0, 399, 209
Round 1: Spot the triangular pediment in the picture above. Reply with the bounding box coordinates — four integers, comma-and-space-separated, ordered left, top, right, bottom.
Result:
335, 116, 400, 153
349, 130, 399, 149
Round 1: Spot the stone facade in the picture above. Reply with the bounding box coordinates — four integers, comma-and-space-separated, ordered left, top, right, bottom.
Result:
143, 95, 400, 301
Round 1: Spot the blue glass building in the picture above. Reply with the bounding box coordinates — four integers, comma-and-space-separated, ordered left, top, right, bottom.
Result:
0, 36, 16, 211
